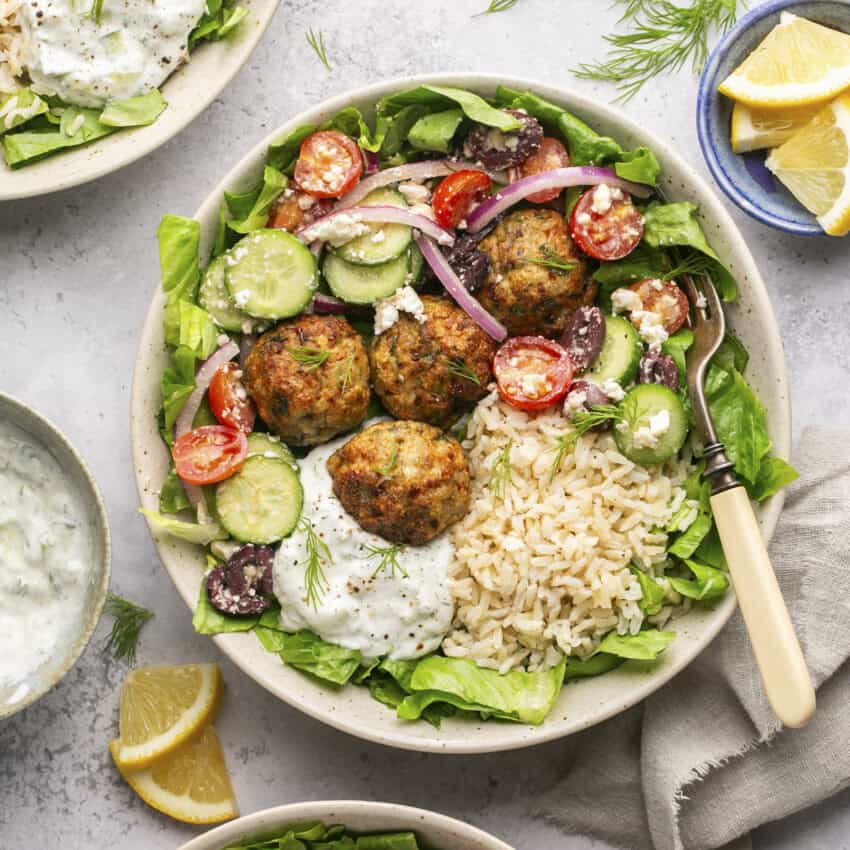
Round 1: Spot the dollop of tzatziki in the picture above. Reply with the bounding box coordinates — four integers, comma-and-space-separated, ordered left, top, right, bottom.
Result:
273, 436, 455, 660
0, 420, 93, 704
18, 0, 207, 109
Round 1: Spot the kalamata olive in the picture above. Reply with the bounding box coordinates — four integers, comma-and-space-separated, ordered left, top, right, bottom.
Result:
462, 109, 544, 171
638, 352, 679, 392
564, 379, 612, 431
206, 543, 276, 616
560, 306, 606, 374
444, 232, 491, 293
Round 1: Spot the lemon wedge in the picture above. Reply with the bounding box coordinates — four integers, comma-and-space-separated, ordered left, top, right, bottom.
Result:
110, 725, 238, 824
730, 101, 822, 153
111, 663, 223, 769
719, 12, 850, 108
766, 93, 850, 236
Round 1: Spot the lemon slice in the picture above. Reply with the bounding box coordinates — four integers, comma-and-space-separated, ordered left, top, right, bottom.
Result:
112, 663, 223, 769
765, 93, 850, 236
719, 12, 850, 108
110, 725, 238, 824
730, 101, 822, 153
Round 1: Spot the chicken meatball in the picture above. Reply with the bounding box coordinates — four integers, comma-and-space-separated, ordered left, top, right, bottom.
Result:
244, 314, 370, 446
476, 208, 597, 338
327, 420, 470, 545
370, 296, 496, 428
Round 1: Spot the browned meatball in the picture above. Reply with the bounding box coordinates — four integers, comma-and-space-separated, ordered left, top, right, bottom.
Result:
369, 296, 496, 428
327, 420, 470, 545
244, 314, 370, 446
476, 208, 597, 338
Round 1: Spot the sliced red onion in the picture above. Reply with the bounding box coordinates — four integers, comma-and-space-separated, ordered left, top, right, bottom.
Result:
466, 166, 654, 233
335, 160, 458, 210
361, 149, 380, 175
239, 334, 256, 369
415, 234, 507, 342
309, 293, 376, 317
298, 205, 454, 247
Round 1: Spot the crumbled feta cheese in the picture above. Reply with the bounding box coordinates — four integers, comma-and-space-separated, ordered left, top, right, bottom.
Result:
611, 287, 669, 349
590, 184, 613, 215
611, 288, 643, 315
233, 289, 251, 308
632, 409, 671, 449
575, 212, 592, 225
373, 286, 427, 335
397, 181, 431, 205
301, 213, 369, 247
650, 279, 664, 291
600, 379, 625, 402
297, 194, 316, 210
563, 390, 587, 418
520, 373, 549, 397
409, 203, 436, 222
371, 229, 386, 244
695, 291, 707, 309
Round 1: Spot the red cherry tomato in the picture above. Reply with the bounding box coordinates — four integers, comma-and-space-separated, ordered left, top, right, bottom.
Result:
432, 169, 492, 229
268, 190, 333, 231
493, 336, 574, 412
173, 425, 248, 486
517, 137, 571, 203
570, 185, 645, 261
294, 131, 363, 199
628, 279, 690, 335
209, 362, 256, 433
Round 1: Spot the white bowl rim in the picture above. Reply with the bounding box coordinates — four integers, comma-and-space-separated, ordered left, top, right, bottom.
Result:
177, 800, 513, 850
132, 71, 790, 754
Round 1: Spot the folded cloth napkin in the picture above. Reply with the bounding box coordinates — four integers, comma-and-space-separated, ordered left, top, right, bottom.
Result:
538, 427, 850, 850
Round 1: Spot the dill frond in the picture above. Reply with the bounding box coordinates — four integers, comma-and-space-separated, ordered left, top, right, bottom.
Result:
299, 518, 332, 609
447, 358, 481, 386
363, 543, 408, 579
489, 440, 514, 499
103, 593, 154, 665
306, 28, 331, 71
287, 346, 331, 370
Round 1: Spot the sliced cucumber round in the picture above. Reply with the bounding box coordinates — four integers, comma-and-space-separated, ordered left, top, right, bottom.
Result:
407, 243, 424, 288
335, 187, 412, 266
216, 456, 303, 544
588, 315, 642, 385
614, 384, 688, 466
224, 229, 317, 320
323, 249, 410, 305
246, 432, 296, 467
199, 256, 263, 333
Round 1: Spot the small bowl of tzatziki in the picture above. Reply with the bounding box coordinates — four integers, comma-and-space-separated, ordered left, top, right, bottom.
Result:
0, 392, 110, 718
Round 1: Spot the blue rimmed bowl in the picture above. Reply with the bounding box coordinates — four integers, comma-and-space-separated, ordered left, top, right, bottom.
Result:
697, 0, 850, 236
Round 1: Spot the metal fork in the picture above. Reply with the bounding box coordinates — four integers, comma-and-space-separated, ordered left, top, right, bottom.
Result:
680, 265, 815, 728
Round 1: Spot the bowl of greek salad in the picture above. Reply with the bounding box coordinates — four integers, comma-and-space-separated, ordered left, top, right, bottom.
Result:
132, 74, 793, 753
0, 0, 280, 200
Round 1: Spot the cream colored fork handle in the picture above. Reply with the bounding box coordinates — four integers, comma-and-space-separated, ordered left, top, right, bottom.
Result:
710, 487, 815, 728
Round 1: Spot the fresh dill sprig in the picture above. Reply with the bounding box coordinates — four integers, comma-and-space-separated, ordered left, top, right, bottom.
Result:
489, 440, 514, 499
103, 593, 154, 665
662, 249, 716, 281
548, 405, 624, 480
88, 0, 105, 24
377, 446, 399, 476
447, 357, 481, 386
288, 346, 331, 370
574, 0, 740, 102
306, 27, 331, 71
474, 0, 520, 14
364, 542, 409, 579
299, 518, 332, 609
529, 247, 578, 275
337, 353, 354, 393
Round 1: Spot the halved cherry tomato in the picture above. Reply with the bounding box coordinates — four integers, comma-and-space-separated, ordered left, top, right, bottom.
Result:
432, 169, 492, 229
294, 130, 363, 199
570, 185, 644, 261
268, 190, 333, 231
628, 279, 690, 335
517, 137, 571, 203
209, 362, 256, 433
493, 336, 574, 412
173, 425, 248, 485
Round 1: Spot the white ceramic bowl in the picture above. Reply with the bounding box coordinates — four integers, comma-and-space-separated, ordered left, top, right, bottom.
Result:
0, 391, 111, 718
0, 0, 281, 202
177, 801, 512, 850
132, 73, 791, 754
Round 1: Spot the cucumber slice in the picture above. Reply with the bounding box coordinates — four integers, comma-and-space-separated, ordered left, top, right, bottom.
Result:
407, 243, 424, 287
323, 249, 410, 304
199, 256, 260, 333
216, 456, 303, 543
246, 432, 296, 467
224, 229, 317, 320
335, 188, 412, 266
614, 384, 688, 466
587, 316, 642, 385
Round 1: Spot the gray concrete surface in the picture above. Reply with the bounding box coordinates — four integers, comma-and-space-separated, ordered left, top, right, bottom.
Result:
1, 0, 849, 847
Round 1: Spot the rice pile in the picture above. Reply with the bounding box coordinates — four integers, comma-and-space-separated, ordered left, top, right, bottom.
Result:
0, 0, 23, 94
443, 391, 694, 674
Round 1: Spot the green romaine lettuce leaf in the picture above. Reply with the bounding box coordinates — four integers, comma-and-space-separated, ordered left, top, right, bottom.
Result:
99, 90, 167, 127
140, 508, 227, 544
190, 0, 247, 45
278, 631, 362, 687
629, 565, 665, 615
267, 124, 318, 173
193, 577, 260, 634
0, 89, 48, 135
168, 300, 218, 357
564, 652, 624, 679
595, 628, 675, 660
376, 104, 428, 161
613, 146, 662, 185
668, 559, 729, 602
157, 214, 201, 295
159, 465, 191, 513
159, 345, 196, 444
228, 165, 288, 234
749, 456, 799, 502
407, 108, 464, 153
661, 329, 694, 384
322, 106, 382, 153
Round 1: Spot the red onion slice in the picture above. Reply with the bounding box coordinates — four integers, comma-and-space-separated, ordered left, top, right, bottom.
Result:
361, 149, 380, 175
466, 166, 653, 233
415, 234, 507, 342
298, 205, 454, 247
335, 160, 458, 210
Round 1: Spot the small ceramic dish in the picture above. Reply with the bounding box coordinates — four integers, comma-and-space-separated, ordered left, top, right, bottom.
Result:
177, 801, 512, 850
696, 0, 850, 236
0, 392, 111, 719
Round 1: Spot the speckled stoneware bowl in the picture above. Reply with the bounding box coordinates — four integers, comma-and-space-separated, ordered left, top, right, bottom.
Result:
0, 0, 281, 203
0, 392, 111, 719
132, 73, 791, 754
697, 0, 850, 236
177, 801, 513, 850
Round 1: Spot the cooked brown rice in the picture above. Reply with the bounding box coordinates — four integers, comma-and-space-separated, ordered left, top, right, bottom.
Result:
443, 390, 695, 674
0, 0, 23, 94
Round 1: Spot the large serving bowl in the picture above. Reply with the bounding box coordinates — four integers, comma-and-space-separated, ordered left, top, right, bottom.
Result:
0, 0, 281, 202
0, 391, 111, 718
178, 801, 512, 850
132, 74, 791, 753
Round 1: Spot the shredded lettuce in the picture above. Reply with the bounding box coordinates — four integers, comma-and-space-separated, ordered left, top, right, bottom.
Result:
99, 90, 167, 127
140, 508, 227, 544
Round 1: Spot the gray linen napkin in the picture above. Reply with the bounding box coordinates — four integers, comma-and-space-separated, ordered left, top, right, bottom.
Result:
538, 426, 850, 850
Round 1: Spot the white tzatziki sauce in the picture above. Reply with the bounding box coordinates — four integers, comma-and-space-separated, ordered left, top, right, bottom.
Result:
0, 420, 93, 701
273, 437, 455, 660
18, 0, 207, 108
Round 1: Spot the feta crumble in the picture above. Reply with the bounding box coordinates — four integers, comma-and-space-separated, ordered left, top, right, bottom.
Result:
600, 379, 626, 402
373, 286, 426, 335
398, 181, 431, 205
301, 213, 369, 247
632, 409, 670, 449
